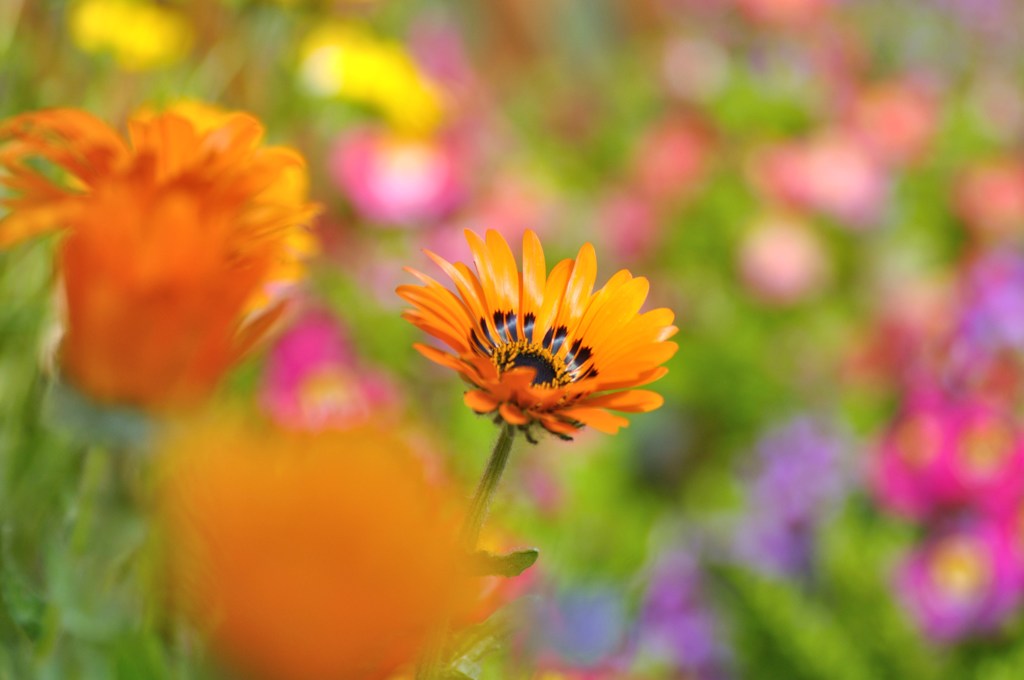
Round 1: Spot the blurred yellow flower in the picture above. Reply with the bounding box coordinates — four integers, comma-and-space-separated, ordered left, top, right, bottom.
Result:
69, 0, 193, 71
158, 417, 473, 680
299, 23, 444, 134
0, 106, 319, 409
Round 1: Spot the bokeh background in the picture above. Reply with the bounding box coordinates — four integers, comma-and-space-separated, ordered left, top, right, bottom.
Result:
5, 0, 1024, 678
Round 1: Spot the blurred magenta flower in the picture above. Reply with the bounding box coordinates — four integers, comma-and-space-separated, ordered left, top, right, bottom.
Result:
638, 551, 732, 679
955, 160, 1024, 238
738, 213, 830, 306
733, 418, 848, 577
873, 390, 1024, 519
897, 515, 1023, 642
751, 131, 887, 227
850, 81, 938, 167
260, 310, 397, 430
329, 127, 466, 226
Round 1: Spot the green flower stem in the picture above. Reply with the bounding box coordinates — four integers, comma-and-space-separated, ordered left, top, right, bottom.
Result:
35, 445, 108, 663
416, 422, 517, 680
71, 446, 109, 554
460, 422, 516, 549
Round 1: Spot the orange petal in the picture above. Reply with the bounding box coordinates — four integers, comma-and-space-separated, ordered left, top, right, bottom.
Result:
465, 390, 500, 414
424, 251, 489, 323
413, 343, 481, 380
558, 407, 630, 434
521, 229, 546, 323
586, 366, 669, 392
485, 229, 519, 315
534, 258, 574, 340
466, 230, 501, 319
580, 389, 664, 413
552, 243, 597, 342
499, 402, 530, 425
538, 415, 580, 438
0, 199, 81, 247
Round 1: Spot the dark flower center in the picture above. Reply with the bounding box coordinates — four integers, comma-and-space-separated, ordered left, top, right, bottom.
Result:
474, 311, 598, 388
510, 351, 560, 386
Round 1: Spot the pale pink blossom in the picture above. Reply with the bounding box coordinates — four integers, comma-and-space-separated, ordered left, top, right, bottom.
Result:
329, 128, 466, 226
738, 214, 829, 305
851, 81, 938, 167
751, 131, 888, 227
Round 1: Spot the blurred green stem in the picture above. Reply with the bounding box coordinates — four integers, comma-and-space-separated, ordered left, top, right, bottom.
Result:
35, 446, 109, 662
460, 423, 516, 549
70, 446, 109, 554
416, 423, 516, 680
0, 0, 24, 60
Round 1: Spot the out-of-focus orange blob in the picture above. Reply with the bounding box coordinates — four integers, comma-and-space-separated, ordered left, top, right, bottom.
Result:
158, 417, 472, 680
0, 106, 319, 409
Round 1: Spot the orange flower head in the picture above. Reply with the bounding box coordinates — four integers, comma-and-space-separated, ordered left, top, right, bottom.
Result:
158, 417, 472, 680
0, 106, 319, 409
398, 230, 678, 439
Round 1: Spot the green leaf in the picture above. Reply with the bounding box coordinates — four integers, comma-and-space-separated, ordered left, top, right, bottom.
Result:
439, 671, 475, 680
471, 548, 539, 578
443, 596, 539, 678
712, 565, 875, 680
42, 379, 152, 450
0, 525, 45, 641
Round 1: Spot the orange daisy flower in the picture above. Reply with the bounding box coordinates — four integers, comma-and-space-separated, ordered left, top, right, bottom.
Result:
0, 105, 318, 409
158, 417, 473, 680
398, 230, 678, 440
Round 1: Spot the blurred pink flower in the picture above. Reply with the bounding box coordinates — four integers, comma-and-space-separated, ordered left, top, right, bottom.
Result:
329, 128, 466, 226
873, 391, 1024, 519
955, 160, 1024, 238
738, 214, 829, 305
842, 276, 956, 391
751, 131, 887, 227
851, 81, 938, 167
597, 189, 661, 265
629, 117, 712, 208
897, 516, 1023, 642
970, 72, 1024, 142
260, 310, 397, 430
661, 35, 731, 103
734, 0, 833, 28
425, 171, 556, 263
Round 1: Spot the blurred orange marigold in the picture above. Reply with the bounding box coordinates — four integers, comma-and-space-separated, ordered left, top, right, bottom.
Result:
158, 418, 471, 680
398, 229, 678, 439
0, 106, 318, 409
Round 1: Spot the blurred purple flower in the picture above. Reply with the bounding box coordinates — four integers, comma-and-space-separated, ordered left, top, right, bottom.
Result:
732, 417, 848, 577
638, 551, 732, 680
531, 586, 632, 671
897, 514, 1024, 642
958, 250, 1024, 353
